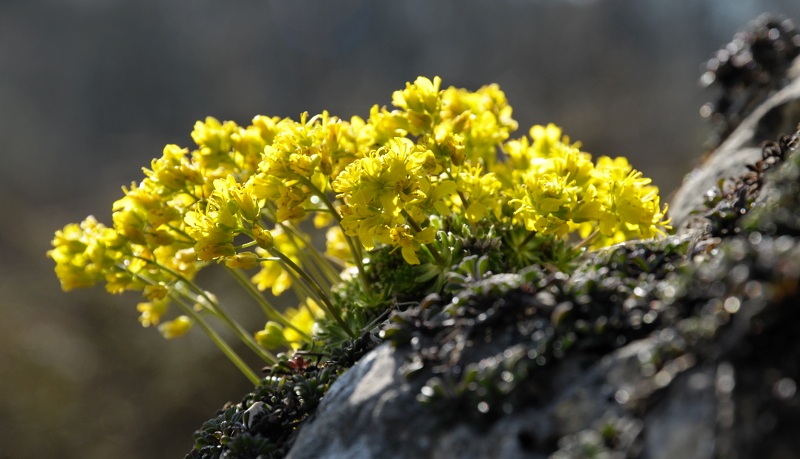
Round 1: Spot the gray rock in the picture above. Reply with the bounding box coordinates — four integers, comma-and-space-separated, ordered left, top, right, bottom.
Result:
670, 74, 800, 230
287, 334, 722, 459
640, 365, 717, 459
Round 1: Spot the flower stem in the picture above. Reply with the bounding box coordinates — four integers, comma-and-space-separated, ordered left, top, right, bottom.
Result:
296, 176, 373, 297
270, 248, 356, 339
280, 222, 341, 284
225, 267, 314, 342
132, 257, 277, 363
234, 240, 258, 250
275, 221, 330, 290
171, 294, 261, 385
518, 230, 539, 250
575, 229, 600, 250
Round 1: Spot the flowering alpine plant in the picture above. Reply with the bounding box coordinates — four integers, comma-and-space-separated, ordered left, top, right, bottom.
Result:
48, 77, 670, 383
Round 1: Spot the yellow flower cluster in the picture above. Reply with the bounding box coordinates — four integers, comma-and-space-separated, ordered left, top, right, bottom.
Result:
330, 77, 669, 263
48, 76, 670, 374
503, 124, 669, 246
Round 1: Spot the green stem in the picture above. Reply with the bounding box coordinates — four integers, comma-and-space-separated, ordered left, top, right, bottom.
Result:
276, 221, 330, 290
310, 245, 342, 285
253, 256, 318, 308
226, 267, 314, 342
281, 264, 317, 304
270, 248, 356, 339
171, 294, 261, 385
132, 256, 277, 363
256, 204, 340, 286
296, 176, 373, 297
234, 240, 258, 250
123, 263, 263, 384
280, 222, 341, 284
519, 230, 539, 250
575, 228, 600, 250
166, 223, 195, 243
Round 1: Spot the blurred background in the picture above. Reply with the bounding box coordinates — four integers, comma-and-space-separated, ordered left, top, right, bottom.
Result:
2, 0, 800, 457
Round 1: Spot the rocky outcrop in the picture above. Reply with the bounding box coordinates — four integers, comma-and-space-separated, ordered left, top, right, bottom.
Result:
669, 75, 800, 230
283, 19, 800, 459
670, 14, 800, 231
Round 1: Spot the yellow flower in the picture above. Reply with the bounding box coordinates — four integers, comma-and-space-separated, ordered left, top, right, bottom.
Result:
230, 180, 261, 223
384, 225, 436, 265
154, 246, 198, 280
251, 258, 293, 295
456, 165, 502, 223
183, 208, 235, 261
338, 197, 392, 250
143, 283, 168, 300
283, 299, 324, 347
158, 315, 192, 339
48, 217, 130, 292
325, 226, 351, 263
112, 208, 147, 246
536, 146, 595, 190
137, 299, 169, 327
191, 117, 239, 170
357, 105, 408, 148
530, 123, 564, 158
440, 83, 518, 164
231, 125, 268, 172
250, 228, 302, 295
49, 77, 677, 367
53, 262, 98, 292
587, 157, 671, 242
183, 177, 253, 261
412, 175, 456, 218
251, 115, 281, 145
393, 76, 441, 115
141, 144, 197, 192
333, 137, 434, 252
510, 173, 577, 235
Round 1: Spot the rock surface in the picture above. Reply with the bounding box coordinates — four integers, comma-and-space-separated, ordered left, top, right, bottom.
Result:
669, 72, 800, 230
288, 337, 721, 459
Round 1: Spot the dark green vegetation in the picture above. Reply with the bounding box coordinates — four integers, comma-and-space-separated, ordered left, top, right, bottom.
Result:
186, 334, 379, 459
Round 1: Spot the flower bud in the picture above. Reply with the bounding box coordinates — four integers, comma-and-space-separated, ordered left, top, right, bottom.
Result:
158, 315, 192, 339
145, 228, 175, 247
255, 321, 286, 349
234, 190, 259, 223
252, 225, 274, 250
225, 251, 260, 270
319, 157, 333, 176
406, 111, 433, 134
452, 111, 472, 134
137, 299, 169, 327
143, 283, 169, 301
